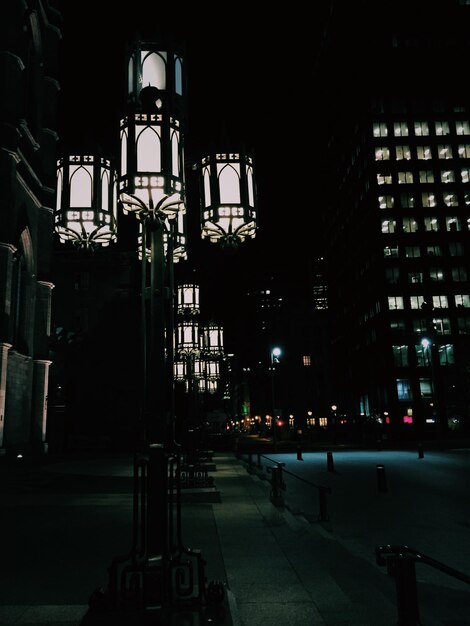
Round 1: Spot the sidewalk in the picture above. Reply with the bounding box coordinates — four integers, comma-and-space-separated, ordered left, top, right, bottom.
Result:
2, 448, 466, 625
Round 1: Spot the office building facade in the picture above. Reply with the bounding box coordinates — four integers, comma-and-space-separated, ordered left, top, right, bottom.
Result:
316, 1, 470, 439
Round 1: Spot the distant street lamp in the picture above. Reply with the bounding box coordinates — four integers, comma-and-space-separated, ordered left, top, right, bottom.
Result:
421, 336, 437, 430
270, 346, 282, 450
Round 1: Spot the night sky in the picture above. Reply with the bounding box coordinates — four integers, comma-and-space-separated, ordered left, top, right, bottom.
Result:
52, 2, 327, 337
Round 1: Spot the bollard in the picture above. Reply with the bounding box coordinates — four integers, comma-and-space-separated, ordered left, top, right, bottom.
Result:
256, 452, 262, 470
296, 446, 303, 461
376, 464, 388, 492
269, 464, 285, 506
394, 555, 420, 626
417, 442, 424, 459
327, 450, 334, 472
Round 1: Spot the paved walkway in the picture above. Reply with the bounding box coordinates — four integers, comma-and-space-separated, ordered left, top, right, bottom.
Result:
1, 449, 468, 625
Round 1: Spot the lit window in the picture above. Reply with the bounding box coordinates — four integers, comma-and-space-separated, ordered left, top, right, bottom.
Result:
395, 145, 411, 160
394, 122, 409, 137
438, 144, 453, 159
377, 173, 392, 185
421, 192, 436, 207
419, 379, 432, 398
419, 170, 434, 183
379, 195, 394, 208
433, 317, 451, 335
435, 121, 450, 136
388, 296, 404, 310
424, 217, 439, 232
403, 217, 418, 233
432, 295, 448, 308
443, 193, 458, 206
398, 171, 413, 184
417, 146, 432, 160
414, 121, 429, 136
303, 355, 311, 366
396, 378, 412, 400
455, 294, 470, 307
375, 147, 390, 160
441, 170, 455, 183
415, 344, 430, 367
382, 219, 396, 233
458, 144, 470, 158
456, 121, 470, 135
410, 295, 425, 309
373, 123, 388, 137
446, 217, 461, 232
429, 267, 444, 281
461, 168, 470, 183
319, 417, 328, 427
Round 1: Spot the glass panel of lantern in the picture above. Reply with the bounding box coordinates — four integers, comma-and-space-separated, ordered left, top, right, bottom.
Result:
193, 358, 205, 379
205, 360, 220, 381
206, 379, 218, 395
196, 378, 218, 394
201, 323, 224, 356
199, 151, 257, 245
177, 320, 200, 355
177, 284, 200, 315
55, 155, 117, 248
174, 359, 186, 382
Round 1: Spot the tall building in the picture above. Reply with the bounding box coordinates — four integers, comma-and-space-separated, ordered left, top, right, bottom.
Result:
0, 1, 61, 456
315, 0, 470, 440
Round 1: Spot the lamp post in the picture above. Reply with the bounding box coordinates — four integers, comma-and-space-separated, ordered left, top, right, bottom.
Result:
270, 346, 281, 450
176, 284, 224, 461
421, 336, 440, 435
55, 36, 257, 615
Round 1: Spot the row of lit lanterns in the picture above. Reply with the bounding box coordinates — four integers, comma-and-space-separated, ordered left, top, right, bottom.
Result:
175, 283, 223, 395
54, 44, 257, 252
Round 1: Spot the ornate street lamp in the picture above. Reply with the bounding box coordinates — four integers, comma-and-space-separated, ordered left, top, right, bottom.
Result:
198, 151, 258, 248
57, 37, 257, 615
55, 155, 117, 249
118, 41, 187, 448
200, 322, 224, 356
177, 283, 200, 315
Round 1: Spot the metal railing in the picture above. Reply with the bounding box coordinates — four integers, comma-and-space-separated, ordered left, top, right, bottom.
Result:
240, 450, 332, 522
376, 544, 470, 626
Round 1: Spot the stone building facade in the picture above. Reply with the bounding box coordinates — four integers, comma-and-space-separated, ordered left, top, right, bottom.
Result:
0, 1, 61, 456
